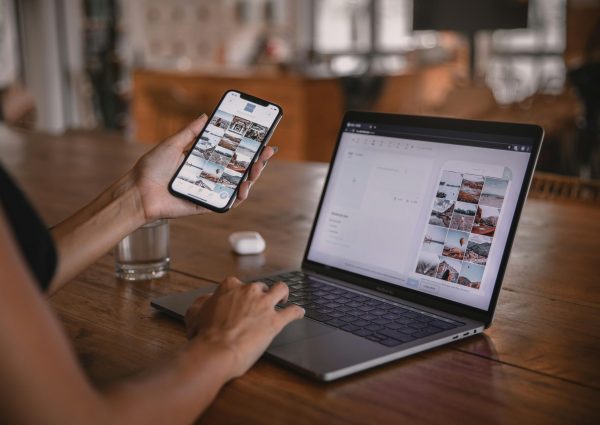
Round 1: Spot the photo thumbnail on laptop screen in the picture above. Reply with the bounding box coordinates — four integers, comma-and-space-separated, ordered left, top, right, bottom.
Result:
172, 91, 279, 208
307, 122, 534, 311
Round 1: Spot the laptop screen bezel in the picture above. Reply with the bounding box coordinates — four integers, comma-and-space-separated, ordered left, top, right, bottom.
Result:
301, 111, 544, 327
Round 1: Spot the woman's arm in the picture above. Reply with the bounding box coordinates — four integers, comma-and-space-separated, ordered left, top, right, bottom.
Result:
0, 208, 303, 425
49, 115, 275, 294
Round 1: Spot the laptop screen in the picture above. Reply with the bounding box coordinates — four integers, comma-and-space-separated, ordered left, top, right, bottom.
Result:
306, 119, 535, 311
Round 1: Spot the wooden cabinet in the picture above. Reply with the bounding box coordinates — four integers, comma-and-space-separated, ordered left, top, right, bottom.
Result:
131, 70, 345, 162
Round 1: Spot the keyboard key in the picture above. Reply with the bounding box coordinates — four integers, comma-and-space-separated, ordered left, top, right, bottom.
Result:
372, 318, 392, 325
408, 322, 427, 330
352, 319, 370, 327
352, 329, 373, 337
341, 324, 361, 332
340, 315, 357, 323
380, 338, 402, 347
430, 319, 458, 330
326, 318, 347, 328
371, 309, 387, 316
307, 312, 332, 323
316, 307, 334, 314
415, 327, 443, 337
377, 328, 416, 343
384, 322, 406, 330
358, 305, 374, 312
383, 313, 400, 320
365, 324, 384, 332
366, 333, 384, 342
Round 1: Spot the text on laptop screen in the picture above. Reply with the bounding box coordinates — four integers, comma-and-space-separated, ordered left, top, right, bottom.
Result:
306, 122, 533, 310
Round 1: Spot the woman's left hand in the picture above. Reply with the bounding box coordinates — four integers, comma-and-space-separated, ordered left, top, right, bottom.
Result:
131, 115, 276, 222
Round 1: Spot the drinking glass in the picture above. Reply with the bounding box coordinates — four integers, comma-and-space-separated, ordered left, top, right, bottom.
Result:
114, 219, 170, 280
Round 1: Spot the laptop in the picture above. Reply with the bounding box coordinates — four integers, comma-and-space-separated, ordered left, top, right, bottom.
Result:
152, 112, 543, 381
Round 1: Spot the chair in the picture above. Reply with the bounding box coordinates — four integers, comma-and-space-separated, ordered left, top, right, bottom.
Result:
529, 171, 600, 204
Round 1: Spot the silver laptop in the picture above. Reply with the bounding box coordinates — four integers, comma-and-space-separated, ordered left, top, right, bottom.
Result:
152, 112, 543, 381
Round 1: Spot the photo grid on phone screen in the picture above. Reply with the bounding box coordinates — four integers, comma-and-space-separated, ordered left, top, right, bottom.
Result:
176, 110, 268, 200
416, 171, 509, 291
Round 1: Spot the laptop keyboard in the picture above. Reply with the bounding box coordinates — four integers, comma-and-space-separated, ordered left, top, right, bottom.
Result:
260, 271, 462, 348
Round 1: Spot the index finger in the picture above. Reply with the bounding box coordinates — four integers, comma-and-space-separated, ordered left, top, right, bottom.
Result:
248, 146, 275, 181
264, 281, 290, 305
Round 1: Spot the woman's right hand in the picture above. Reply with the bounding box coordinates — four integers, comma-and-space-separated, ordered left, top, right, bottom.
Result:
185, 277, 305, 380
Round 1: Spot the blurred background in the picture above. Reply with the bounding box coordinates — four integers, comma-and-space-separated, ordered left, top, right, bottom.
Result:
1, 0, 599, 178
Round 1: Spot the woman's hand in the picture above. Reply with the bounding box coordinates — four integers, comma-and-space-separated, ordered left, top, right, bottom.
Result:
132, 115, 276, 222
185, 277, 305, 380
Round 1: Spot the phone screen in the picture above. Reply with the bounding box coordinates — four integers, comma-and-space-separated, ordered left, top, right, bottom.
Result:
171, 91, 281, 210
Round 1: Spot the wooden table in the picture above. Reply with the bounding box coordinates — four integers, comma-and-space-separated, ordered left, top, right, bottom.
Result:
1, 125, 599, 424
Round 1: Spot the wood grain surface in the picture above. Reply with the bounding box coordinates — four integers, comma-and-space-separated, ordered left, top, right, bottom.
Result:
1, 125, 599, 424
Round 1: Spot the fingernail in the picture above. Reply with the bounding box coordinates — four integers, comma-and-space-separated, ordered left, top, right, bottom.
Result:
271, 146, 279, 153
201, 113, 207, 119
262, 160, 269, 166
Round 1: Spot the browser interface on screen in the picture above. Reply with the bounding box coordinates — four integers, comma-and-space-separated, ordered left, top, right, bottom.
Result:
172, 91, 279, 208
307, 121, 533, 310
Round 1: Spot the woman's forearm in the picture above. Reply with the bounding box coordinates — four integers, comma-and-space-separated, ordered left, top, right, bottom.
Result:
103, 340, 234, 425
49, 172, 146, 294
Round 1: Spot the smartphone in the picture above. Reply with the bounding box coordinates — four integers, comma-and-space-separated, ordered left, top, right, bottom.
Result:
169, 90, 283, 213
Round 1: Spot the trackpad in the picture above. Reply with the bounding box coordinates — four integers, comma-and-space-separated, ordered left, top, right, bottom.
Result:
269, 319, 334, 348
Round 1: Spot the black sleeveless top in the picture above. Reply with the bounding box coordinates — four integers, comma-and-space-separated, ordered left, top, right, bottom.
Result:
0, 163, 56, 290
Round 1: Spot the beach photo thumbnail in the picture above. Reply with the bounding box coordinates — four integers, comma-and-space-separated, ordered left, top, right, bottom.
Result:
464, 234, 492, 266
437, 171, 462, 200
458, 174, 484, 204
415, 251, 440, 277
210, 110, 233, 130
245, 123, 268, 142
458, 262, 485, 289
442, 229, 470, 260
436, 256, 462, 283
235, 144, 255, 160
472, 205, 500, 237
227, 150, 252, 174
480, 177, 508, 208
422, 224, 448, 255
449, 201, 477, 231
240, 137, 261, 153
195, 177, 216, 191
199, 161, 224, 184
177, 164, 202, 184
229, 116, 252, 135
429, 199, 455, 228
208, 151, 233, 167
219, 169, 243, 189
186, 154, 206, 169
218, 132, 242, 150
194, 131, 220, 152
